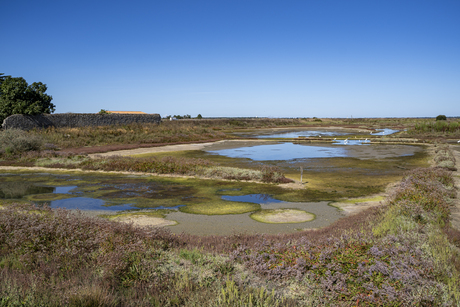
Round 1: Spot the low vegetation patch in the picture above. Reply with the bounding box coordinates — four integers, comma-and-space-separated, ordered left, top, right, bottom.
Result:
0, 129, 43, 156
434, 143, 457, 170
18, 153, 294, 184
25, 118, 313, 150
230, 166, 460, 305
180, 200, 260, 215
406, 120, 460, 138
250, 209, 315, 224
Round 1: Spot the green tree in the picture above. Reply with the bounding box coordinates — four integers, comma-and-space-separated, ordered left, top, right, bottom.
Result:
196, 114, 202, 119
436, 115, 447, 121
0, 73, 9, 84
0, 76, 55, 123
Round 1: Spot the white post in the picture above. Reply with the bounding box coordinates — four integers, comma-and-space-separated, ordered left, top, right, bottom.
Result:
300, 166, 303, 184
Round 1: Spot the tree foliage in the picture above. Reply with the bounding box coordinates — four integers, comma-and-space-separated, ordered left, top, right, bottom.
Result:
0, 76, 55, 123
0, 73, 9, 84
436, 114, 447, 121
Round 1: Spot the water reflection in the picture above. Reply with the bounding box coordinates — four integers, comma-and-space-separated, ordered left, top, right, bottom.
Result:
0, 182, 54, 199
49, 197, 133, 211
233, 128, 399, 138
208, 143, 347, 161
332, 139, 371, 145
221, 194, 283, 204
53, 186, 77, 194
48, 198, 185, 211
253, 130, 351, 138
370, 129, 399, 135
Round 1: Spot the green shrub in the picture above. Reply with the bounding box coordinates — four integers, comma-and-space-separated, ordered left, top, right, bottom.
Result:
0, 129, 43, 155
98, 109, 110, 115
412, 121, 460, 133
436, 115, 447, 121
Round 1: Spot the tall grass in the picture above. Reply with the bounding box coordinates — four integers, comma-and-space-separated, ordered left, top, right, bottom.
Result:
0, 129, 43, 156
405, 120, 460, 139
414, 121, 460, 133
27, 118, 312, 149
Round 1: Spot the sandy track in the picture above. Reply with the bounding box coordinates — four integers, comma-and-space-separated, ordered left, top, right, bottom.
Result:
88, 140, 227, 158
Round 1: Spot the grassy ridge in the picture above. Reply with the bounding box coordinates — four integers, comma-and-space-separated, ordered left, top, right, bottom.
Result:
29, 153, 292, 184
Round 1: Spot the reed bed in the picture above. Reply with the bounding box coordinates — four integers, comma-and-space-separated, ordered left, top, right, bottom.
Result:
26, 118, 312, 149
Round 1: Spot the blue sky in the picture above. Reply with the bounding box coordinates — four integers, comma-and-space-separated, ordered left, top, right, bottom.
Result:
2, 0, 459, 118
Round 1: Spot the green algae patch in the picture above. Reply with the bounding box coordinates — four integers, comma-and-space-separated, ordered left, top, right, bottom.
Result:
102, 210, 167, 220
0, 199, 34, 206
25, 193, 74, 202
331, 195, 386, 215
250, 209, 315, 224
180, 200, 260, 215
336, 195, 385, 205
104, 211, 177, 227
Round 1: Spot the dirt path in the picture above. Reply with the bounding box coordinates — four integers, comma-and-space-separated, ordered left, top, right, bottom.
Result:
88, 140, 226, 157
450, 145, 460, 231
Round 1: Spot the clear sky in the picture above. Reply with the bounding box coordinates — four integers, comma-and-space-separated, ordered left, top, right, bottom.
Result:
2, 0, 459, 118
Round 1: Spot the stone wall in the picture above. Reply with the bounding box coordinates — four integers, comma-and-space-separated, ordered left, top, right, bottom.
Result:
2, 113, 161, 130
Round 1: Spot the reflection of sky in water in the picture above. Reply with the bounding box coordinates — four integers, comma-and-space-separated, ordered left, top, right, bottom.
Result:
53, 186, 77, 194
254, 130, 351, 138
371, 129, 399, 135
333, 139, 371, 145
222, 194, 282, 204
208, 143, 347, 161
50, 198, 136, 211
50, 197, 185, 211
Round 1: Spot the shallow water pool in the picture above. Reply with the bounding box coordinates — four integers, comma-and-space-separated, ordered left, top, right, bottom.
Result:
208, 143, 347, 161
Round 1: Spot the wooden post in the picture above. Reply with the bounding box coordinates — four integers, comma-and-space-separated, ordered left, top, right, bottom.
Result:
300, 166, 303, 184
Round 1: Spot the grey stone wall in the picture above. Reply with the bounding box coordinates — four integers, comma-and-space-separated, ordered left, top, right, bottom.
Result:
2, 113, 161, 130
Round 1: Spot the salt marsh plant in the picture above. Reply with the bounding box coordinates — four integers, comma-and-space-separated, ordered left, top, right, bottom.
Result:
410, 120, 460, 136
27, 118, 312, 150
0, 129, 43, 156
32, 154, 293, 184
434, 144, 457, 170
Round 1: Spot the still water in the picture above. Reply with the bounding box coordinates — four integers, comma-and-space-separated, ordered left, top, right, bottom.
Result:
0, 172, 343, 235
208, 143, 348, 161
233, 128, 399, 139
